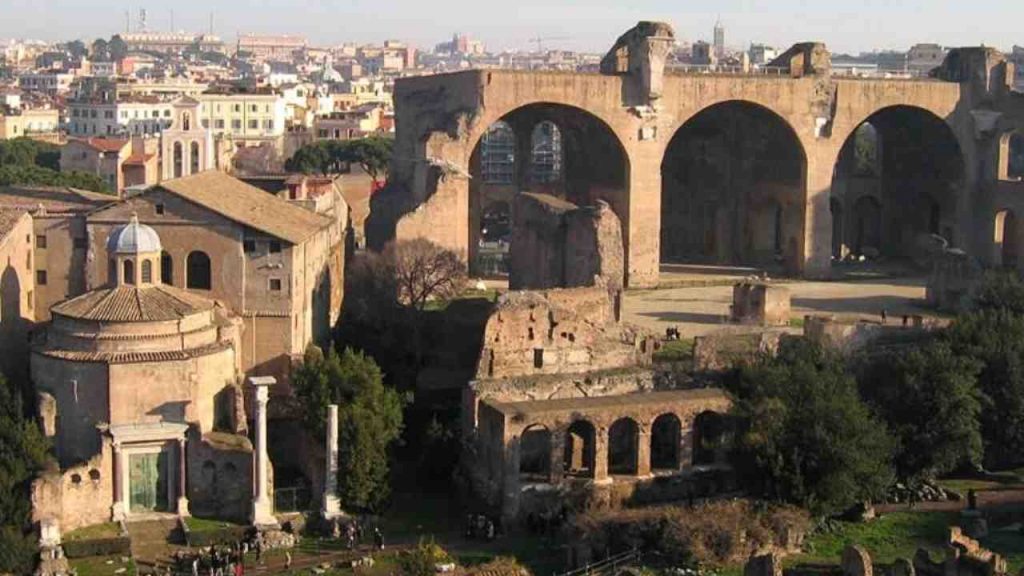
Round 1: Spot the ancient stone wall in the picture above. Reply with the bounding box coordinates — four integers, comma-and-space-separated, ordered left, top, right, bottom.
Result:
474, 287, 651, 382
731, 283, 791, 326
187, 432, 254, 522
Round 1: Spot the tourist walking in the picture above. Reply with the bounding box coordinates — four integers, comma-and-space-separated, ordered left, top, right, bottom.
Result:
373, 527, 384, 550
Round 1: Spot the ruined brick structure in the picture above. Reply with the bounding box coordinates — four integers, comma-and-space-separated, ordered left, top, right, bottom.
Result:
509, 193, 624, 291
371, 21, 1024, 288
731, 282, 791, 326
465, 286, 732, 520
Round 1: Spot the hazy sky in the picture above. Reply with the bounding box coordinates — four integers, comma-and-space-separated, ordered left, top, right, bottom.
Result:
2, 0, 1021, 55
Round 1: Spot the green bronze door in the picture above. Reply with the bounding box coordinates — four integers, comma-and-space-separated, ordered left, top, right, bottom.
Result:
129, 451, 169, 513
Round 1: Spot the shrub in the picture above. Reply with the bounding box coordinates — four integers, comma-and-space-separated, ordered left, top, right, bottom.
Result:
399, 539, 453, 576
571, 501, 810, 568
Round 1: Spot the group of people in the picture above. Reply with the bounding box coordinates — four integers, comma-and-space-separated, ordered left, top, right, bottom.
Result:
464, 514, 500, 541
170, 534, 275, 576
330, 517, 386, 552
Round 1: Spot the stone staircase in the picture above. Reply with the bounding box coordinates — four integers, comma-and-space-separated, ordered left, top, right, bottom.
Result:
125, 518, 187, 575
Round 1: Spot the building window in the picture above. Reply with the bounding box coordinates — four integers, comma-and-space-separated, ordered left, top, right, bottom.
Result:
173, 142, 183, 179
269, 278, 282, 291
248, 119, 258, 130
186, 251, 212, 290
155, 203, 165, 215
36, 270, 47, 285
481, 122, 515, 185
161, 251, 174, 285
215, 119, 225, 129
123, 259, 135, 285
243, 239, 256, 253
530, 121, 563, 184
250, 104, 258, 113
264, 119, 273, 130
36, 234, 46, 249
269, 240, 281, 254
231, 119, 242, 130
190, 141, 200, 174
141, 260, 153, 283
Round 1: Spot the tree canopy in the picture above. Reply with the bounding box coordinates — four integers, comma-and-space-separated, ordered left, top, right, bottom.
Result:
0, 138, 108, 193
285, 136, 393, 182
0, 373, 50, 573
859, 342, 984, 482
292, 346, 403, 513
728, 338, 895, 516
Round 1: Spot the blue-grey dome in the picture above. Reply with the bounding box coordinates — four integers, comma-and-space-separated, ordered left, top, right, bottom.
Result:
106, 215, 162, 254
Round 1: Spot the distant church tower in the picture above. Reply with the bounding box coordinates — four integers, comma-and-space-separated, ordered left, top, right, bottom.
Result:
713, 18, 726, 59
160, 97, 215, 180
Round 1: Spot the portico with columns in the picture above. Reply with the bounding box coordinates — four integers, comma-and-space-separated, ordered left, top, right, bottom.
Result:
107, 422, 190, 520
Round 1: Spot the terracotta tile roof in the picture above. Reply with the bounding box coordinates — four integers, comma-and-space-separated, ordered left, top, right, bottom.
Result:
0, 208, 28, 241
0, 185, 114, 214
71, 137, 130, 153
158, 171, 333, 244
52, 284, 215, 322
36, 340, 232, 365
123, 152, 155, 165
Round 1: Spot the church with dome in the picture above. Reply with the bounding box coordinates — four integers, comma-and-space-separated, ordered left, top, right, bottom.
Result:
5, 170, 348, 538
31, 216, 254, 529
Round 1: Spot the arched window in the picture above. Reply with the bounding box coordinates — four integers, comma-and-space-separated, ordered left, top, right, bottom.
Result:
161, 251, 174, 285
108, 258, 117, 285
173, 142, 183, 178
519, 425, 552, 481
123, 259, 135, 285
186, 251, 212, 290
481, 122, 515, 184
182, 112, 191, 131
190, 141, 200, 175
608, 417, 639, 475
141, 260, 153, 283
530, 121, 562, 184
651, 414, 682, 471
1010, 133, 1024, 180
563, 420, 596, 478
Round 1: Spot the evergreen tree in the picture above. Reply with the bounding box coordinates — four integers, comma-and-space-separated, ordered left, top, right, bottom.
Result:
860, 341, 983, 482
729, 339, 895, 516
0, 373, 49, 573
292, 346, 403, 513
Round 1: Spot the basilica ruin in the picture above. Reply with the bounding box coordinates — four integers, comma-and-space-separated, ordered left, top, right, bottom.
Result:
371, 22, 1024, 288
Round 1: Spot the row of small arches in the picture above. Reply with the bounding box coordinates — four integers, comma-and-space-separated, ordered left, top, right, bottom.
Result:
110, 251, 212, 290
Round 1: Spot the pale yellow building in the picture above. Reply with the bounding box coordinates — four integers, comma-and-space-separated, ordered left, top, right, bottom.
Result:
0, 108, 60, 140
197, 90, 287, 148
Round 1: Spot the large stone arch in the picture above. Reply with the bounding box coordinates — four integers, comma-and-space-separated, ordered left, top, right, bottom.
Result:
830, 104, 966, 262
468, 101, 632, 277
660, 99, 809, 274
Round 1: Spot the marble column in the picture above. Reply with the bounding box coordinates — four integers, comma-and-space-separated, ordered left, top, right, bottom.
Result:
321, 404, 342, 519
249, 376, 277, 527
177, 438, 190, 517
110, 441, 125, 521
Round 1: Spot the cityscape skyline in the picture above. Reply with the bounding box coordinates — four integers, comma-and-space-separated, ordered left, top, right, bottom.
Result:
3, 0, 1023, 55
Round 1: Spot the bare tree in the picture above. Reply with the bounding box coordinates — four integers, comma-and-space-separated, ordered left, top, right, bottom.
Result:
383, 238, 467, 311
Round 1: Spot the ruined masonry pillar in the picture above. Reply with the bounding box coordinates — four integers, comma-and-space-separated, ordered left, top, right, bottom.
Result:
593, 428, 610, 482
549, 429, 565, 484
636, 431, 652, 478
321, 404, 342, 519
249, 376, 278, 527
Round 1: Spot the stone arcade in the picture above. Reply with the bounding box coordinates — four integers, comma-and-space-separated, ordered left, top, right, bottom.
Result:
371, 21, 1024, 287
